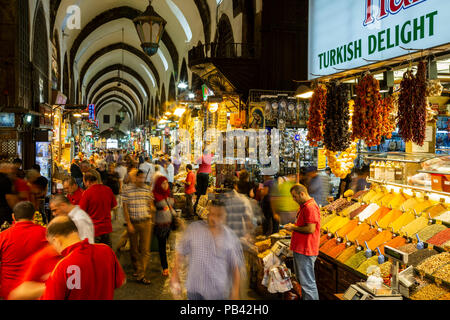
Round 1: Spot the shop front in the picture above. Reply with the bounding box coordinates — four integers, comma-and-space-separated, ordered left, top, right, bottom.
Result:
303, 0, 450, 300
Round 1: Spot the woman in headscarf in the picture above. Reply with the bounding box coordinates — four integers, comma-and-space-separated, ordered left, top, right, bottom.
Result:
153, 175, 173, 276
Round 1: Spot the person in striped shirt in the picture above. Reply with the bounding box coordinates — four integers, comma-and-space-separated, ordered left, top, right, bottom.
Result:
122, 169, 154, 285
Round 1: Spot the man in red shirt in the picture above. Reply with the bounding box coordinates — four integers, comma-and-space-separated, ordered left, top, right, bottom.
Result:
79, 172, 117, 247
285, 184, 320, 300
63, 177, 83, 205
184, 164, 196, 219
0, 201, 48, 299
8, 245, 61, 300
193, 150, 213, 214
41, 216, 126, 300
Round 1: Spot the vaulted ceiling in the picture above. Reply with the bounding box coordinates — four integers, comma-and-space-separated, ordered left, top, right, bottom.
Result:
52, 0, 212, 123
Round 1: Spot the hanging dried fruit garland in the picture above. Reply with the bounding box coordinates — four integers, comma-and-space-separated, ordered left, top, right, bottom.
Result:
323, 81, 351, 152
398, 61, 428, 146
307, 83, 327, 147
352, 73, 384, 147
325, 141, 357, 179
380, 95, 396, 139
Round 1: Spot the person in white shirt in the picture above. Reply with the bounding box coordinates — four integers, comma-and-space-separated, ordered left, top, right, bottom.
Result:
115, 161, 128, 183
139, 157, 154, 185
49, 194, 95, 244
166, 159, 175, 189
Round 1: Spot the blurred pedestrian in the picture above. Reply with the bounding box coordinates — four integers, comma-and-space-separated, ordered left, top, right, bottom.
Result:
171, 200, 243, 300
0, 163, 16, 226
49, 194, 94, 244
80, 160, 102, 186
260, 176, 279, 236
153, 176, 174, 276
193, 150, 213, 215
167, 159, 174, 190
139, 157, 154, 185
79, 172, 117, 247
184, 164, 196, 219
41, 216, 126, 300
63, 177, 84, 206
70, 157, 83, 189
305, 166, 328, 207
285, 184, 320, 300
0, 201, 47, 300
122, 170, 154, 284
104, 163, 122, 220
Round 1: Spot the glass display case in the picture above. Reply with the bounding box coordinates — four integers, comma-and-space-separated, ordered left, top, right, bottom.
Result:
364, 153, 450, 198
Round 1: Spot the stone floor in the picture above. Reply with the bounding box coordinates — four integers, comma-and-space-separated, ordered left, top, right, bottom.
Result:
111, 210, 264, 300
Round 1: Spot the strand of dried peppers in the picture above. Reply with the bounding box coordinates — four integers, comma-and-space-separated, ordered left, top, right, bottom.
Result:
413, 61, 427, 146
352, 73, 384, 147
324, 81, 351, 152
380, 95, 396, 139
307, 83, 327, 147
398, 61, 428, 146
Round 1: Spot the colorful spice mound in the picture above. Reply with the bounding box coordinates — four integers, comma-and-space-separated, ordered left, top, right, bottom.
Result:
397, 243, 419, 255
321, 213, 337, 226
417, 224, 447, 241
408, 249, 439, 267
379, 236, 407, 255
307, 83, 327, 146
366, 230, 393, 251
319, 234, 330, 247
336, 220, 359, 238
345, 251, 367, 269
398, 61, 428, 146
323, 81, 351, 152
423, 204, 448, 218
357, 255, 379, 274
355, 228, 379, 244
327, 243, 347, 259
322, 198, 350, 213
435, 211, 450, 224
411, 284, 448, 300
416, 252, 450, 274
337, 246, 357, 263
433, 264, 450, 283
339, 203, 362, 218
426, 228, 450, 247
320, 239, 339, 253
352, 190, 369, 200
399, 217, 429, 238
349, 204, 369, 219
346, 223, 371, 242
378, 209, 403, 229
379, 261, 393, 278
390, 212, 415, 233
352, 73, 383, 147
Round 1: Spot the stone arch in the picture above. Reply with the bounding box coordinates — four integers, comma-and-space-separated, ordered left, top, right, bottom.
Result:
85, 64, 151, 100
79, 43, 160, 89
160, 84, 166, 112
63, 52, 69, 97
32, 2, 49, 109
194, 0, 211, 43
179, 58, 188, 88
96, 95, 135, 118
93, 87, 139, 117
214, 14, 235, 58
168, 74, 176, 103
17, 0, 31, 108
69, 7, 179, 80
52, 29, 61, 90
97, 100, 133, 120
88, 77, 144, 107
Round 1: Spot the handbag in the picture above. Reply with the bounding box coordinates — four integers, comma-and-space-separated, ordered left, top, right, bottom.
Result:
165, 199, 181, 231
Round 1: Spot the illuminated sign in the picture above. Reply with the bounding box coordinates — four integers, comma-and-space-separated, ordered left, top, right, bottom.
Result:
88, 104, 95, 120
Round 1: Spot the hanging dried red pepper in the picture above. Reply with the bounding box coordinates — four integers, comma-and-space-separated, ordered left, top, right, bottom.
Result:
352, 73, 384, 147
323, 81, 351, 152
307, 83, 327, 147
380, 95, 396, 139
398, 61, 427, 146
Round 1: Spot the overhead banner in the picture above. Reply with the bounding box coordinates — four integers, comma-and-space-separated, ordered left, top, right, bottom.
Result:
308, 0, 450, 79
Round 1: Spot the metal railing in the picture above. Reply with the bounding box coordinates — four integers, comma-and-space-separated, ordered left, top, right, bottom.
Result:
188, 42, 257, 66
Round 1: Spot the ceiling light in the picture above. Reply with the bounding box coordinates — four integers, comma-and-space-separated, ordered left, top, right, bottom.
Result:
174, 107, 186, 117
165, 112, 172, 116
178, 82, 188, 89
73, 113, 82, 118
295, 85, 314, 99
208, 103, 219, 113
188, 93, 195, 99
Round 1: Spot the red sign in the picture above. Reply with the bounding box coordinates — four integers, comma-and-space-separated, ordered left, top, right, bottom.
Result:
364, 0, 426, 26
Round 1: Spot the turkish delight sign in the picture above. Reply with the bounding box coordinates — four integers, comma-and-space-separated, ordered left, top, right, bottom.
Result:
308, 0, 450, 79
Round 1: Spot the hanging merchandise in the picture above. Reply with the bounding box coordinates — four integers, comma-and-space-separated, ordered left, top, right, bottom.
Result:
288, 100, 296, 122
306, 83, 327, 147
323, 81, 351, 152
380, 95, 396, 139
398, 61, 428, 146
325, 140, 357, 179
278, 98, 288, 121
352, 73, 384, 147
265, 101, 272, 121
